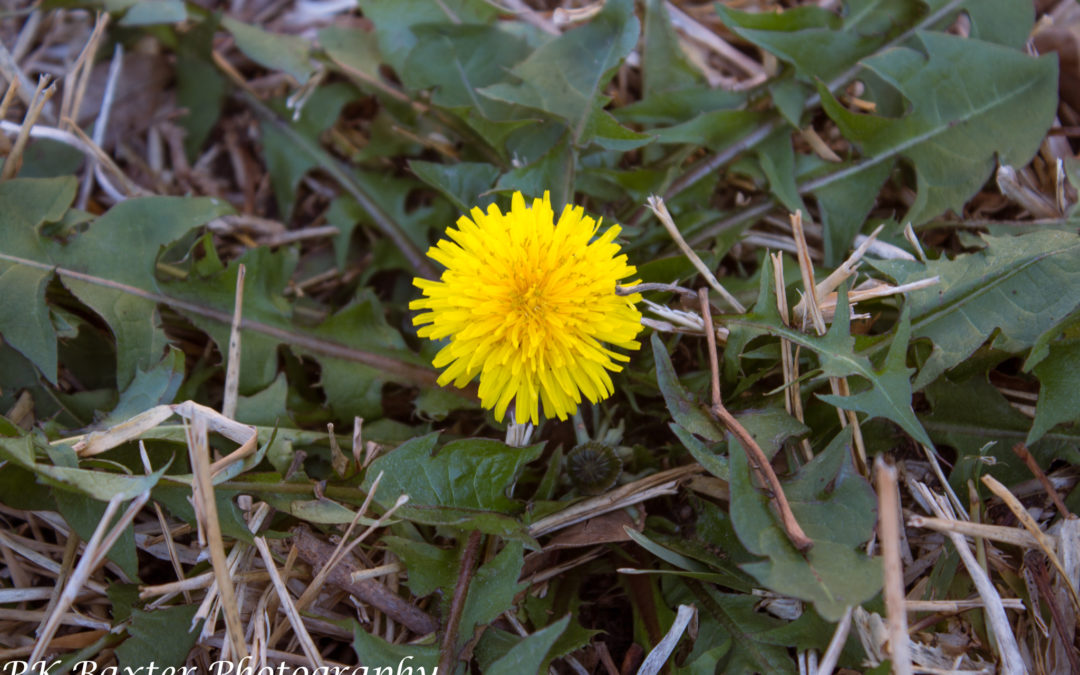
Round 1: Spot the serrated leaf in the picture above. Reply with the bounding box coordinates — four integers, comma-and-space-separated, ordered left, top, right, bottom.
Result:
873, 230, 1080, 390
815, 31, 1057, 227
460, 541, 527, 650
920, 371, 1080, 487
480, 0, 639, 147
729, 427, 881, 621
403, 23, 530, 116
353, 624, 440, 673
222, 16, 314, 84
1029, 339, 1080, 444
642, 0, 705, 96
364, 433, 542, 513
100, 347, 184, 427
0, 265, 57, 383
731, 280, 932, 447
410, 160, 500, 212
115, 603, 202, 668
652, 333, 724, 442
486, 615, 570, 675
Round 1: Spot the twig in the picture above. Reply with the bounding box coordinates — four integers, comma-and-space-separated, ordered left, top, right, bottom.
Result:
699, 288, 812, 552
648, 196, 745, 313
1012, 443, 1072, 519
222, 264, 246, 420
291, 523, 437, 635
439, 530, 483, 675
874, 457, 912, 675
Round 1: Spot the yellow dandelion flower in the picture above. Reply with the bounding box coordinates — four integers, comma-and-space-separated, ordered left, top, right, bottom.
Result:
410, 191, 643, 426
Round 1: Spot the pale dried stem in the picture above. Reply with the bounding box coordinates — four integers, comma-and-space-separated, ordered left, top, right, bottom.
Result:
223, 264, 247, 420
252, 537, 325, 667
187, 413, 249, 660
139, 441, 191, 603
875, 457, 912, 675
771, 252, 812, 461
77, 42, 122, 210
31, 489, 149, 663
790, 211, 867, 474
981, 474, 1080, 614
908, 515, 1043, 551
0, 78, 20, 120
60, 12, 109, 132
906, 599, 1026, 612
528, 465, 700, 537
1, 76, 54, 181
140, 568, 301, 598
814, 605, 853, 675
911, 481, 1025, 675
664, 2, 765, 80
648, 195, 745, 313
637, 605, 696, 675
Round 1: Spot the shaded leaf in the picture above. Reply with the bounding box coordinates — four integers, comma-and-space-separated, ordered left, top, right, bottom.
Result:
815, 31, 1057, 227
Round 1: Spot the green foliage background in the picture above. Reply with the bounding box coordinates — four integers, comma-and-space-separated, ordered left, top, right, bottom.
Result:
1, 0, 1078, 671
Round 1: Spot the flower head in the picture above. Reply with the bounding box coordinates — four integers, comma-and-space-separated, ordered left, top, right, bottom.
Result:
411, 192, 643, 426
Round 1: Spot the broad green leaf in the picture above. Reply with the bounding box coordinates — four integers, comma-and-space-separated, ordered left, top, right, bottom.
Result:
920, 371, 1080, 487
671, 580, 796, 675
395, 504, 538, 548
755, 130, 805, 214
364, 433, 542, 513
357, 0, 497, 76
642, 0, 704, 96
319, 24, 383, 86
813, 159, 892, 264
115, 604, 202, 668
260, 84, 355, 219
486, 615, 570, 675
715, 0, 921, 83
873, 230, 1080, 390
480, 0, 639, 147
460, 541, 527, 650
118, 0, 186, 26
731, 280, 932, 447
403, 23, 530, 116
0, 265, 57, 384
815, 31, 1057, 227
222, 16, 314, 83
729, 428, 881, 621
100, 347, 184, 426
1029, 339, 1080, 445
353, 624, 440, 672
234, 373, 290, 427
652, 333, 723, 442
495, 136, 574, 209
652, 109, 763, 151
176, 17, 226, 159
382, 535, 457, 598
54, 196, 230, 388
410, 160, 500, 212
